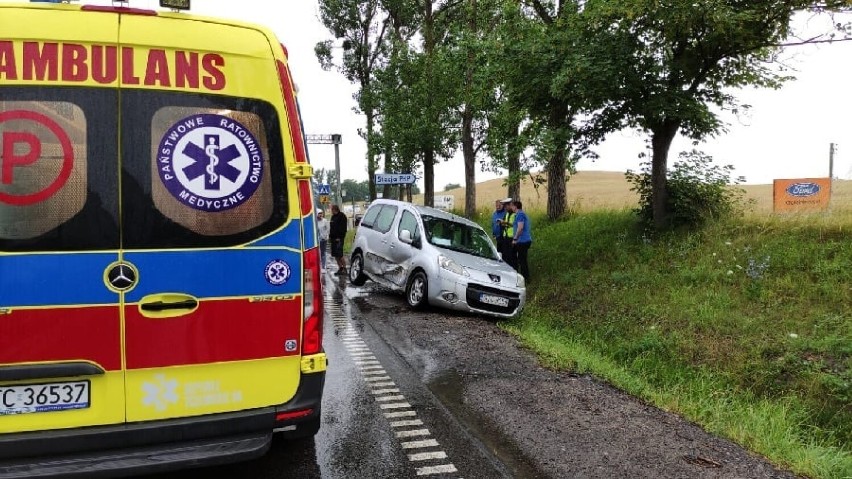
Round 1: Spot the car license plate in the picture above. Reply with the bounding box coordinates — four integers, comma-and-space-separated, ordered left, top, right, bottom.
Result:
0, 380, 90, 416
480, 293, 510, 307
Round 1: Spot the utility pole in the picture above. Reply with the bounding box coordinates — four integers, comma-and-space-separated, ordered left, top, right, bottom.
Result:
829, 142, 835, 180
305, 134, 343, 205
829, 142, 836, 210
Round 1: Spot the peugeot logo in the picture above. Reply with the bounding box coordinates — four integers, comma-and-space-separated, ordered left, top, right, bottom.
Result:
488, 274, 501, 283
106, 262, 138, 292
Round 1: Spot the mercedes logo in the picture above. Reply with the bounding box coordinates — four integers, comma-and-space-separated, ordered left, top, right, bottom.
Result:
106, 262, 138, 292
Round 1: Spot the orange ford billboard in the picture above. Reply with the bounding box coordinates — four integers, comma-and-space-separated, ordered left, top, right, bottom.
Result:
773, 178, 832, 212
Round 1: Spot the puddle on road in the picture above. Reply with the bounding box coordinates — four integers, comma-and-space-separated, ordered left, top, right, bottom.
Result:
429, 370, 549, 479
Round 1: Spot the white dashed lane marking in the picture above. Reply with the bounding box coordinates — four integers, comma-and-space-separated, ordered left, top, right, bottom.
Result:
326, 287, 460, 477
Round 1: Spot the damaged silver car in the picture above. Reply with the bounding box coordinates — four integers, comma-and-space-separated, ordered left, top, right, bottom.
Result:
348, 199, 526, 319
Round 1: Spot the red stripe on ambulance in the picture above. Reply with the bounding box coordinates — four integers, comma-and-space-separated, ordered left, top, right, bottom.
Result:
0, 306, 121, 371
124, 298, 302, 369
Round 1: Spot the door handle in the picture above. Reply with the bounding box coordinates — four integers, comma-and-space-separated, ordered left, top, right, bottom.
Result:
140, 299, 198, 311
138, 293, 199, 318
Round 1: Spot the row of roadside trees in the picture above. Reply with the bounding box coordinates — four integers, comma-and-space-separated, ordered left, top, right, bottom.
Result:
316, 0, 852, 228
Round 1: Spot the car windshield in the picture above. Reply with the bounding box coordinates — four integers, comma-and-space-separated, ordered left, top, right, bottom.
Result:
422, 215, 498, 260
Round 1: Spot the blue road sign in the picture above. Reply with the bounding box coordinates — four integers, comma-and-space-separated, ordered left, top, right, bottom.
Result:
375, 173, 416, 185
317, 184, 332, 195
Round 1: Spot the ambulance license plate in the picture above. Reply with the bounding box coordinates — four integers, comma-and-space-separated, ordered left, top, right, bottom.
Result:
480, 293, 510, 307
0, 381, 90, 415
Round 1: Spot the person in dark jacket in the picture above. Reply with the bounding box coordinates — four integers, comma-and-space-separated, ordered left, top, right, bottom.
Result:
329, 204, 348, 275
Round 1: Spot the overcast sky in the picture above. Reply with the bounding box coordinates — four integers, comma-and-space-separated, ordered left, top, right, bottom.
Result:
12, 0, 852, 188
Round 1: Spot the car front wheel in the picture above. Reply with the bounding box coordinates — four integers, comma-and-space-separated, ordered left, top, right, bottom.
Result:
349, 251, 367, 286
405, 271, 428, 309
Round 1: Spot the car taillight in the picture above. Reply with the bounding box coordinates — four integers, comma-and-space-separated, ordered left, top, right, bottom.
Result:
302, 247, 323, 355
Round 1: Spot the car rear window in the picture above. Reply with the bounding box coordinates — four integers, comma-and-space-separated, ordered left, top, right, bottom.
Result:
120, 90, 288, 249
360, 204, 381, 228
0, 87, 119, 252
373, 205, 398, 234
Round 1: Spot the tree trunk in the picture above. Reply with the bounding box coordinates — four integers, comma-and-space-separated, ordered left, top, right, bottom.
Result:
422, 0, 436, 209
650, 121, 680, 230
546, 104, 570, 220
365, 110, 377, 200
546, 144, 567, 220
424, 148, 435, 207
462, 109, 476, 217
506, 121, 521, 200
462, 0, 477, 218
382, 144, 393, 199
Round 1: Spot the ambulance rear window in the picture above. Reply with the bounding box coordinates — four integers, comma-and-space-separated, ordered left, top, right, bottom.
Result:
120, 90, 288, 249
0, 87, 119, 252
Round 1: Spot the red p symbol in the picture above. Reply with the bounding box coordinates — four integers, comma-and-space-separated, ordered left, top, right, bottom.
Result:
2, 132, 42, 185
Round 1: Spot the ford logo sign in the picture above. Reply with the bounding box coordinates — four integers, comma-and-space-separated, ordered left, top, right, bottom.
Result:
786, 182, 820, 197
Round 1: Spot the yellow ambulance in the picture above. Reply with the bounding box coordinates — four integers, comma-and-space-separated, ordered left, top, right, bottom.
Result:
0, 1, 327, 476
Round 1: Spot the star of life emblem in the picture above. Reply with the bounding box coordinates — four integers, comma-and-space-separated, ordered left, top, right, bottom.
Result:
142, 374, 179, 412
156, 114, 264, 212
265, 260, 291, 286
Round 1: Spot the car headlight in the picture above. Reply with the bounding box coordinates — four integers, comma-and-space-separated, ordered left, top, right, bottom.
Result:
438, 254, 469, 277
516, 273, 526, 288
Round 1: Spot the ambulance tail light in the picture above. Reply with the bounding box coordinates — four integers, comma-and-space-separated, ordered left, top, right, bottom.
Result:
302, 247, 323, 356
276, 60, 308, 164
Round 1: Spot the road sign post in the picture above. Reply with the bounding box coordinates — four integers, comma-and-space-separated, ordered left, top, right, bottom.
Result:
305, 134, 343, 205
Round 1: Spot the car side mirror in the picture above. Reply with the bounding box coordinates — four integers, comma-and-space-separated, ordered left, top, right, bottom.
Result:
400, 229, 413, 244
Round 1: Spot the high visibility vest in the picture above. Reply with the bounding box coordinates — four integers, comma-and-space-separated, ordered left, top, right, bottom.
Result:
503, 212, 515, 238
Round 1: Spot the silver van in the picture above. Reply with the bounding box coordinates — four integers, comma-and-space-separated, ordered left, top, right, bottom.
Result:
348, 200, 526, 319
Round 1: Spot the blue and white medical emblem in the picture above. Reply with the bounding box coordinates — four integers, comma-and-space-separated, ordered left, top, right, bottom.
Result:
157, 114, 264, 212
265, 260, 291, 286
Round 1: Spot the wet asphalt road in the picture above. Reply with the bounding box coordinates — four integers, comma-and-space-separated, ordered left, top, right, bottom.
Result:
139, 269, 798, 479
140, 272, 509, 479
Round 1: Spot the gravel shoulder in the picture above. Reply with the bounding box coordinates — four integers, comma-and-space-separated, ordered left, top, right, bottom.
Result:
335, 278, 800, 479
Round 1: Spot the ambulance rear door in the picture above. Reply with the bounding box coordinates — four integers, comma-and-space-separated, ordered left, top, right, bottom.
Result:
116, 14, 304, 423
0, 6, 124, 434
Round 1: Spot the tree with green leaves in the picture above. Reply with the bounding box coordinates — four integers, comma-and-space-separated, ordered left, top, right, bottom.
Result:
577, 0, 852, 229
372, 1, 462, 208
442, 0, 506, 216
316, 0, 390, 201
498, 1, 603, 220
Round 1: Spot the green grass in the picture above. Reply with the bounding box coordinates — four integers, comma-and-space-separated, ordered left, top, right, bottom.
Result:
503, 209, 851, 479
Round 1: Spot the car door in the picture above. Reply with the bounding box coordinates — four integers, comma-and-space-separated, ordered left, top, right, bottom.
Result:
386, 208, 422, 287
365, 204, 399, 284
0, 10, 124, 433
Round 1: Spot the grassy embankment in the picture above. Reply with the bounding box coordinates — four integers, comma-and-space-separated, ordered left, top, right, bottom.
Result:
456, 174, 850, 479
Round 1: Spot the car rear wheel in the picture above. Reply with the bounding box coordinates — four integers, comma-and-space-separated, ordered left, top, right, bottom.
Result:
405, 271, 428, 309
349, 251, 367, 286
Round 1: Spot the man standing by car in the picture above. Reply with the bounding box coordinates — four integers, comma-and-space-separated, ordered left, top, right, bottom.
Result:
509, 200, 532, 281
330, 204, 348, 275
316, 209, 330, 271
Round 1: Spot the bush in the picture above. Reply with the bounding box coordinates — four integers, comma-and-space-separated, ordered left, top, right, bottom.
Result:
626, 150, 746, 229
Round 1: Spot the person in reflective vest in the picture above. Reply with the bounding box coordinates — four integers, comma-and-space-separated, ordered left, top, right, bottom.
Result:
500, 204, 517, 268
